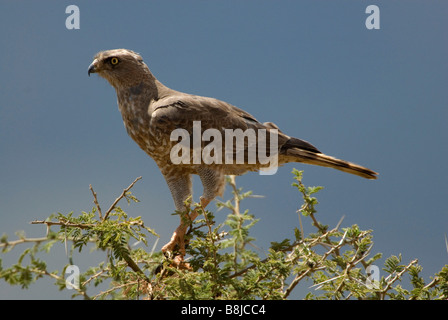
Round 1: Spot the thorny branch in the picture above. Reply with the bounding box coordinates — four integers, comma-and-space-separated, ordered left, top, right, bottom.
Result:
90, 184, 102, 219
379, 259, 419, 300
1, 171, 446, 300
7, 177, 150, 296
103, 176, 142, 221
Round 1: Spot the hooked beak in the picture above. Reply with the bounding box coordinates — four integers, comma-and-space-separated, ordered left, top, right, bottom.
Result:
88, 59, 97, 76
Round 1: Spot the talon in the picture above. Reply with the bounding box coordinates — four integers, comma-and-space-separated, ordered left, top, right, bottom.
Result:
162, 223, 188, 257
161, 197, 212, 268
173, 255, 192, 270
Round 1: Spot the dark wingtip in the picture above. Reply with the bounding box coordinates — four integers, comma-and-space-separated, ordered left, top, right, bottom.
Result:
281, 137, 321, 153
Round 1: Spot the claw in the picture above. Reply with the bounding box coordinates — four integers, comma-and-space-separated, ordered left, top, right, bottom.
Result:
161, 197, 212, 268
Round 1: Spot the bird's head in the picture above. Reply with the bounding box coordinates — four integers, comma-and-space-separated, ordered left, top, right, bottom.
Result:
88, 49, 153, 89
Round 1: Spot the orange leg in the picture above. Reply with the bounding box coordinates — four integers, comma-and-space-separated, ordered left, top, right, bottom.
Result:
161, 197, 211, 264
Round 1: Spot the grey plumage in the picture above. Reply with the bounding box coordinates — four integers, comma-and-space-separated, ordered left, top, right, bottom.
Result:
88, 48, 377, 258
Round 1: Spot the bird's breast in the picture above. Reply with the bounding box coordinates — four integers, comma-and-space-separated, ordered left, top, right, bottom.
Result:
117, 95, 172, 161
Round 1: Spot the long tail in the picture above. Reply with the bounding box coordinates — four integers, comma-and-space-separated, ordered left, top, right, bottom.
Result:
284, 148, 378, 180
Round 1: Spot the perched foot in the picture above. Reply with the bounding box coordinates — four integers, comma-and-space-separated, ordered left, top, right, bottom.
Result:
172, 255, 192, 270
161, 223, 189, 256
161, 225, 192, 269
161, 197, 211, 267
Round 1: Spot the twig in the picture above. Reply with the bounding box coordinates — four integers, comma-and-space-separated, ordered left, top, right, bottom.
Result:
82, 268, 109, 287
103, 176, 142, 221
379, 259, 418, 300
334, 243, 373, 294
27, 267, 90, 299
423, 277, 440, 291
283, 229, 349, 298
121, 254, 150, 282
30, 220, 94, 229
92, 280, 139, 300
297, 208, 304, 241
89, 184, 102, 219
228, 175, 240, 216
0, 236, 51, 249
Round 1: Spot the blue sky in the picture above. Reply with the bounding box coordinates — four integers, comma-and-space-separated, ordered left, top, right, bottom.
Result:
0, 1, 447, 299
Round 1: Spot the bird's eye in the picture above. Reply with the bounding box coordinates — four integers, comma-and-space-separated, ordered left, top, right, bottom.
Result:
110, 57, 119, 65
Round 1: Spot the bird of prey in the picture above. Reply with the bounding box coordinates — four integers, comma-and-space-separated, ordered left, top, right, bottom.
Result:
88, 49, 377, 262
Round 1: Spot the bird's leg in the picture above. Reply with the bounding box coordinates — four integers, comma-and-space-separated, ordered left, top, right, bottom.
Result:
161, 197, 211, 267
161, 211, 191, 257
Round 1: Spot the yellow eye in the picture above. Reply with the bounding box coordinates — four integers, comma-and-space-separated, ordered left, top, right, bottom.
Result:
110, 57, 119, 65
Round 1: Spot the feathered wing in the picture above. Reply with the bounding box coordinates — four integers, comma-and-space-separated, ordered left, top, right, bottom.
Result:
149, 93, 378, 179
150, 94, 265, 133
149, 94, 285, 160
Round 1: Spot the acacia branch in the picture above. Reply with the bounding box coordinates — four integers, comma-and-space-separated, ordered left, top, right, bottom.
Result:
30, 220, 94, 229
90, 184, 102, 219
228, 175, 240, 216
103, 176, 142, 221
92, 280, 139, 300
0, 236, 50, 250
379, 259, 419, 300
23, 267, 90, 299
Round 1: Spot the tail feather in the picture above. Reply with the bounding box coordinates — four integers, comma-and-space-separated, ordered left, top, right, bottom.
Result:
284, 148, 378, 180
